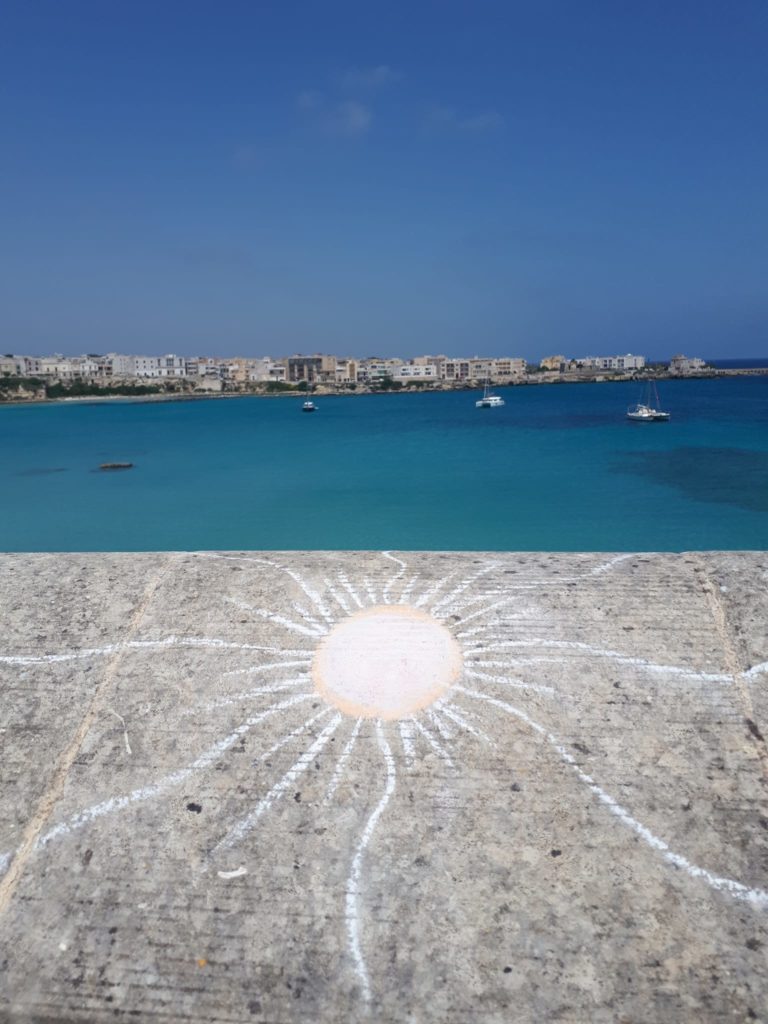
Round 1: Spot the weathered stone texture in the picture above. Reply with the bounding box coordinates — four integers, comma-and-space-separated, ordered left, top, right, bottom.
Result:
0, 552, 766, 1023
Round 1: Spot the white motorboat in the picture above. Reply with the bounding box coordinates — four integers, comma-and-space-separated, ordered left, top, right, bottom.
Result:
476, 384, 505, 408
627, 381, 669, 421
302, 400, 317, 413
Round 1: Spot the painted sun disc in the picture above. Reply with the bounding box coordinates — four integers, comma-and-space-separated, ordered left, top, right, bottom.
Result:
312, 605, 462, 720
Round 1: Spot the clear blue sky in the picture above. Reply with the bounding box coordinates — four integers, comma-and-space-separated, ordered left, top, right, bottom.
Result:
1, 0, 766, 360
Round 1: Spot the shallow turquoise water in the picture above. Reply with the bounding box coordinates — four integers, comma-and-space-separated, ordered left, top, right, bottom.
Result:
2, 377, 767, 551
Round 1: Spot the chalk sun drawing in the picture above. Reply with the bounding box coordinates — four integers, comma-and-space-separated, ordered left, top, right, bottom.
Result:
1, 551, 767, 1004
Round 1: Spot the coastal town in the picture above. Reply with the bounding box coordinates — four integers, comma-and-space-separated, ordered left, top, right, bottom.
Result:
0, 349, 734, 403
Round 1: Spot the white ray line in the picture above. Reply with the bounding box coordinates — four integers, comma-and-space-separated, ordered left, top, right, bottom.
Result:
203, 554, 335, 624
448, 596, 518, 629
0, 636, 311, 666
744, 661, 768, 679
346, 721, 396, 1002
412, 569, 459, 609
382, 552, 407, 604
221, 659, 312, 680
226, 598, 327, 638
590, 553, 635, 575
291, 602, 324, 629
23, 694, 315, 857
438, 591, 506, 618
398, 721, 416, 768
464, 668, 556, 697
455, 685, 768, 908
324, 718, 363, 803
362, 577, 378, 606
107, 710, 132, 755
440, 704, 493, 745
409, 718, 455, 769
398, 574, 420, 605
468, 641, 731, 684
212, 715, 342, 855
258, 707, 333, 763
430, 563, 499, 615
182, 677, 311, 715
426, 710, 453, 741
324, 579, 351, 615
454, 625, 497, 640
337, 571, 365, 609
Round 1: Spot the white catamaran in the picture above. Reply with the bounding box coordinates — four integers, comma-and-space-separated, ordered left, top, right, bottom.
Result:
475, 382, 505, 408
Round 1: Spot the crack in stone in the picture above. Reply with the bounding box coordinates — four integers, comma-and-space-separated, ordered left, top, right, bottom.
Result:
0, 553, 179, 918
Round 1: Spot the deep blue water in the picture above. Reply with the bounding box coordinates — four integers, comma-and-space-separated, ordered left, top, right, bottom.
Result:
709, 358, 768, 369
2, 376, 767, 551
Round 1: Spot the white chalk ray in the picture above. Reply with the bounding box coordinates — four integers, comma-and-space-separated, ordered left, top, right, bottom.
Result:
397, 574, 420, 605
324, 579, 351, 615
0, 636, 311, 666
589, 553, 635, 576
226, 598, 327, 638
426, 709, 453, 741
346, 721, 396, 1002
382, 552, 408, 604
221, 659, 312, 680
464, 667, 557, 698
455, 685, 768, 908
467, 641, 732, 684
212, 715, 342, 855
439, 704, 493, 745
291, 602, 325, 630
448, 596, 519, 630
436, 591, 505, 619
16, 694, 316, 860
362, 577, 378, 606
183, 677, 312, 715
412, 569, 459, 609
336, 571, 365, 609
205, 553, 335, 624
398, 720, 416, 769
325, 718, 363, 804
430, 563, 500, 616
257, 707, 334, 763
408, 718, 455, 769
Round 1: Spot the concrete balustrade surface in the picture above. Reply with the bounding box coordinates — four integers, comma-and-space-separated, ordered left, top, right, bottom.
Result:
0, 551, 767, 1023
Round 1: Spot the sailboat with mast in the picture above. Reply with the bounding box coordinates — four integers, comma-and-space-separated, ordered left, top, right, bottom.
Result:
626, 380, 670, 421
475, 379, 505, 408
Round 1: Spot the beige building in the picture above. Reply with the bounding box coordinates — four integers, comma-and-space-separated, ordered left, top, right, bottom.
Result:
286, 355, 337, 383
334, 359, 358, 384
540, 355, 568, 371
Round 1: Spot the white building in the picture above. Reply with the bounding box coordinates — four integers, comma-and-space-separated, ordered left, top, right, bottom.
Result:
334, 358, 358, 384
392, 363, 439, 382
357, 358, 404, 382
107, 354, 136, 378
577, 354, 646, 371
669, 354, 706, 374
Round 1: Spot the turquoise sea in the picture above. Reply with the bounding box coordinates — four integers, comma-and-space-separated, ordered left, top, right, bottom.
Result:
2, 376, 767, 551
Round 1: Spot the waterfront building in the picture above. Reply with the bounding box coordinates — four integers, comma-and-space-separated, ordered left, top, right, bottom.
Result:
669, 354, 707, 374
287, 354, 337, 384
107, 354, 136, 378
0, 356, 19, 376
540, 355, 568, 371
576, 354, 646, 371
334, 358, 358, 385
392, 363, 439, 382
357, 358, 404, 383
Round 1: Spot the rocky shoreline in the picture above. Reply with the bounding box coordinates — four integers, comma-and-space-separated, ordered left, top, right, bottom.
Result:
1, 365, 766, 406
